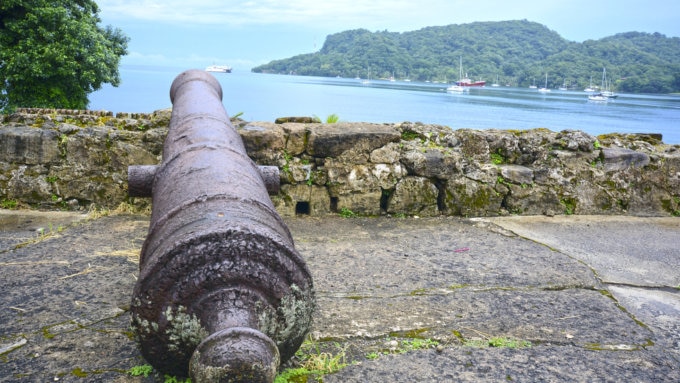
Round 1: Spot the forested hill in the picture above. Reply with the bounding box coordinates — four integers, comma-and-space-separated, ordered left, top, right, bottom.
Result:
252, 20, 680, 93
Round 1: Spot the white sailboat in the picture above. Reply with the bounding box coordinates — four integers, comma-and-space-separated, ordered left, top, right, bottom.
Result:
584, 75, 596, 92
599, 67, 618, 99
491, 74, 500, 87
538, 73, 551, 93
529, 77, 537, 89
588, 68, 617, 101
361, 67, 371, 84
447, 57, 469, 93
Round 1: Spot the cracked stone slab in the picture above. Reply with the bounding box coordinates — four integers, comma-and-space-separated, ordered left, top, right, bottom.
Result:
292, 216, 602, 296
0, 210, 88, 249
325, 345, 680, 382
1, 215, 147, 382
609, 285, 680, 359
481, 215, 680, 287
313, 288, 653, 348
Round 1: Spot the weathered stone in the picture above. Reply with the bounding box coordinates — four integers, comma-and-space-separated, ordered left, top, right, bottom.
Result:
503, 184, 562, 215
335, 190, 383, 216
499, 165, 534, 185
370, 142, 401, 164
555, 130, 597, 152
287, 163, 315, 184
401, 147, 459, 179
6, 166, 53, 202
326, 161, 379, 195
485, 129, 522, 164
602, 147, 651, 172
307, 123, 400, 158
0, 126, 61, 165
443, 178, 504, 217
454, 129, 491, 160
281, 123, 309, 156
239, 122, 286, 163
275, 116, 317, 124
388, 177, 439, 216
550, 149, 599, 169
463, 163, 499, 183
275, 184, 331, 217
371, 163, 407, 190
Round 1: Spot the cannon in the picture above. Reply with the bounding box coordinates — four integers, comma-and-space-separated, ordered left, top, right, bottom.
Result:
128, 70, 315, 382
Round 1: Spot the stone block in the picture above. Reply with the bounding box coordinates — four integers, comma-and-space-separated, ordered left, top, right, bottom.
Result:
307, 123, 400, 158
500, 164, 534, 185
388, 177, 439, 216
0, 127, 61, 165
602, 148, 650, 172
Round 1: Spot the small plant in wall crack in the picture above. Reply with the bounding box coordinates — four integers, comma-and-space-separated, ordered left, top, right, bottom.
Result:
339, 207, 357, 218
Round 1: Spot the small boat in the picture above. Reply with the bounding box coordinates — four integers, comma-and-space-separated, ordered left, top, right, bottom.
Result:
446, 84, 469, 93
584, 76, 596, 92
455, 57, 485, 87
456, 77, 486, 87
448, 57, 470, 93
529, 77, 537, 89
598, 67, 618, 99
538, 73, 551, 93
588, 93, 608, 102
205, 65, 232, 73
491, 74, 500, 87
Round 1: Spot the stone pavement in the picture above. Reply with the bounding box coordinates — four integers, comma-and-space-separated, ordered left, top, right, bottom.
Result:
0, 210, 678, 382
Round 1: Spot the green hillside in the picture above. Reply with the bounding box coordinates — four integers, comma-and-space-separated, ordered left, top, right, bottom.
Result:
252, 20, 680, 93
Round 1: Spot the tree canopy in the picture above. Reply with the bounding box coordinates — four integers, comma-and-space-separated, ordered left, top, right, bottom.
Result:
0, 0, 129, 111
252, 20, 680, 94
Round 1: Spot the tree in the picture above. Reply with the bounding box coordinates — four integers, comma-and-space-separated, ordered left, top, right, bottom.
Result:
0, 0, 128, 111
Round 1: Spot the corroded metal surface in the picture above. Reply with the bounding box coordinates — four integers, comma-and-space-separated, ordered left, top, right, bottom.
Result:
128, 70, 314, 382
128, 164, 281, 197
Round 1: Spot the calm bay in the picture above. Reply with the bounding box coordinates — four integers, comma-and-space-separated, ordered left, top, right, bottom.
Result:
89, 65, 680, 144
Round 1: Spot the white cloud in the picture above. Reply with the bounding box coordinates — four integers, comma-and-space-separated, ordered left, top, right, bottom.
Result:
98, 0, 449, 30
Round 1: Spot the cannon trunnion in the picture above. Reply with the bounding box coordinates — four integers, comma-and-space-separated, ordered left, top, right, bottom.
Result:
128, 70, 315, 382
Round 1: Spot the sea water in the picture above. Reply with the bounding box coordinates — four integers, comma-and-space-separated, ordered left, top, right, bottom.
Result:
89, 65, 680, 144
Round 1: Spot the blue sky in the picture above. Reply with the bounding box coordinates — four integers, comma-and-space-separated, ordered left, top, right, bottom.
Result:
96, 0, 680, 70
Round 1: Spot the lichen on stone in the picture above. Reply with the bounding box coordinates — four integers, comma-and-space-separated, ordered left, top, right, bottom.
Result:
258, 284, 315, 345
164, 305, 209, 352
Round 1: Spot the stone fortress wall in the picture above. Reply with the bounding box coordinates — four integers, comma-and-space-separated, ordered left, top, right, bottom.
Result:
1, 108, 679, 217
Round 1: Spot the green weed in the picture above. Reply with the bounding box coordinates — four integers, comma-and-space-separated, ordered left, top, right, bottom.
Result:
490, 149, 505, 165
560, 198, 576, 215
365, 337, 439, 360
365, 352, 380, 360
339, 207, 357, 218
127, 364, 153, 377
275, 337, 349, 383
463, 336, 531, 349
401, 130, 421, 141
1, 198, 18, 209
325, 114, 340, 123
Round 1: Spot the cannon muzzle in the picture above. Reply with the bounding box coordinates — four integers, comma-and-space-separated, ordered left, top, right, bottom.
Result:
128, 70, 315, 382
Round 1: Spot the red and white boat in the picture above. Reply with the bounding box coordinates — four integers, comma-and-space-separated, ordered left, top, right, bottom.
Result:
456, 77, 486, 87
454, 57, 485, 87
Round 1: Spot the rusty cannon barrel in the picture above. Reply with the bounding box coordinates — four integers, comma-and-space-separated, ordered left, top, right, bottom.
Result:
128, 69, 315, 382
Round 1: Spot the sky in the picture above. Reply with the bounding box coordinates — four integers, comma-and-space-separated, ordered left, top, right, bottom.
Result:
96, 0, 680, 71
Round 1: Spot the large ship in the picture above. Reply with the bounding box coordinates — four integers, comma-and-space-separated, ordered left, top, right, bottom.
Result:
205, 65, 232, 73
